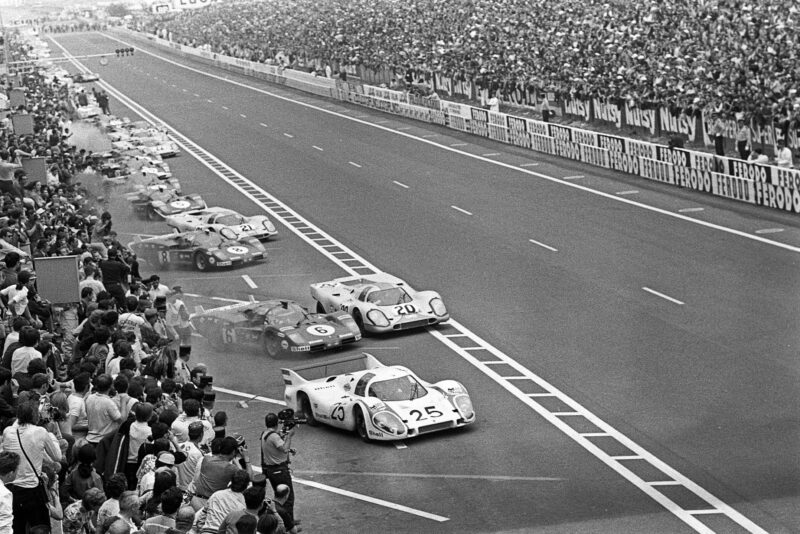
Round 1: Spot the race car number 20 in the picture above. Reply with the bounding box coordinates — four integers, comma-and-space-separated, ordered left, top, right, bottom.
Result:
409, 406, 443, 421
394, 304, 417, 315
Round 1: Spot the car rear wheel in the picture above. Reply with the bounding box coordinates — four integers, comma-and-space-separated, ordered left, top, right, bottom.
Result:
352, 309, 367, 335
355, 407, 371, 443
297, 394, 317, 427
194, 252, 210, 271
146, 206, 160, 221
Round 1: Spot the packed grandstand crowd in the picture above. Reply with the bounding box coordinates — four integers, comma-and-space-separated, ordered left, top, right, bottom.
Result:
0, 38, 297, 534
142, 0, 800, 126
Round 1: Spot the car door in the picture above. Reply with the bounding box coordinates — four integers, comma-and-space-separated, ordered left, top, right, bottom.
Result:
321, 373, 366, 430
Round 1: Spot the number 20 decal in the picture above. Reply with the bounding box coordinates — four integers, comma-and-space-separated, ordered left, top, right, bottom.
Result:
409, 406, 443, 421
331, 406, 345, 421
394, 304, 417, 315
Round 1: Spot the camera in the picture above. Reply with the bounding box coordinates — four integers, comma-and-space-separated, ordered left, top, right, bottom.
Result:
277, 408, 307, 432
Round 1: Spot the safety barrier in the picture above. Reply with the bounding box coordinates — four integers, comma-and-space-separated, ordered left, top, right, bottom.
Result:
122, 29, 800, 215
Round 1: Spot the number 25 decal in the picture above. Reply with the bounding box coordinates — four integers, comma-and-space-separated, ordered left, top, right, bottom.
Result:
394, 304, 416, 315
331, 406, 345, 421
409, 406, 443, 421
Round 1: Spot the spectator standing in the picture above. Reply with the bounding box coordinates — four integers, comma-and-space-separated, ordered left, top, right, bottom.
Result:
0, 451, 20, 533
125, 402, 154, 490
98, 248, 130, 310
190, 436, 245, 511
85, 374, 124, 445
10, 326, 42, 375
1, 270, 34, 323
216, 485, 265, 534
735, 120, 751, 160
66, 372, 91, 450
194, 470, 250, 534
776, 139, 793, 168
97, 473, 128, 532
171, 399, 213, 446
260, 413, 296, 524
709, 113, 726, 156
1, 400, 62, 534
487, 92, 499, 112
165, 287, 191, 353
175, 421, 204, 491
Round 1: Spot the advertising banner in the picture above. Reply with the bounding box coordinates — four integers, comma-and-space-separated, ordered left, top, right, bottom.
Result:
470, 108, 490, 138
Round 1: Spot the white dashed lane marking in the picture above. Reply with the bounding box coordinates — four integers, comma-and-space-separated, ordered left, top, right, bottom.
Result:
312, 146, 323, 151
283, 133, 294, 138
451, 205, 473, 216
529, 239, 558, 252
642, 287, 684, 305
260, 123, 268, 128
520, 162, 539, 167
678, 207, 705, 213
240, 114, 247, 118
207, 99, 214, 103
393, 181, 409, 189
617, 190, 639, 195
450, 143, 467, 147
483, 153, 500, 157
563, 175, 585, 180
349, 161, 362, 168
222, 106, 229, 110
755, 228, 784, 234
241, 275, 257, 289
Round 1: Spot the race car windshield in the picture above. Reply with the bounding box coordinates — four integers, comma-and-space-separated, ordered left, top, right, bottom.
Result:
366, 287, 412, 306
214, 214, 245, 226
192, 233, 224, 248
266, 304, 308, 327
368, 375, 427, 401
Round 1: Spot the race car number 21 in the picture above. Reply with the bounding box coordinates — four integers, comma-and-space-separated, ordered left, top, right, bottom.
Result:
409, 406, 443, 420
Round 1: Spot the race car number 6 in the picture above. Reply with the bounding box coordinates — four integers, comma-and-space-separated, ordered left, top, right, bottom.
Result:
409, 406, 443, 421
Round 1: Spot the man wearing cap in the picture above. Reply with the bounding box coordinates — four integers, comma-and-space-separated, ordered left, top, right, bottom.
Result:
260, 413, 296, 524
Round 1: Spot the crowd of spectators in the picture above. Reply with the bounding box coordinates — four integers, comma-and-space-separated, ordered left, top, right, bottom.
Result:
0, 35, 299, 534
143, 0, 800, 124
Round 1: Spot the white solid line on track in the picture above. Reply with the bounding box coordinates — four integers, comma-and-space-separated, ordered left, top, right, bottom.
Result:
642, 287, 685, 305
483, 153, 500, 157
213, 386, 285, 406
678, 207, 705, 213
86, 39, 770, 533
393, 181, 409, 189
755, 228, 784, 234
393, 442, 407, 450
617, 190, 639, 195
292, 478, 449, 522
294, 470, 563, 482
450, 143, 467, 147
529, 239, 558, 252
563, 175, 584, 180
241, 275, 258, 289
520, 162, 539, 167
349, 161, 361, 168
312, 146, 323, 151
358, 346, 401, 350
260, 123, 268, 127
240, 114, 247, 118
283, 133, 293, 138
451, 205, 473, 216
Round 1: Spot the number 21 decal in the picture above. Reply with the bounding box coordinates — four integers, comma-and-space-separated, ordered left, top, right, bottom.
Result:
409, 406, 443, 421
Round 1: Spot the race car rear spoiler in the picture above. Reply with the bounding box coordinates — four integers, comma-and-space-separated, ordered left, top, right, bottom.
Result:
281, 353, 383, 386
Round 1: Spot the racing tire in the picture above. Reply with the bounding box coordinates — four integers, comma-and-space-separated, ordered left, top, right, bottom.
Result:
264, 335, 284, 359
315, 301, 325, 314
194, 252, 210, 271
146, 207, 160, 221
352, 309, 369, 336
297, 394, 318, 427
355, 407, 372, 443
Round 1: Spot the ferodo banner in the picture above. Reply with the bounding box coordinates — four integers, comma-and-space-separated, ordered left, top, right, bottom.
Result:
471, 108, 490, 138
654, 146, 714, 193
752, 180, 800, 213
507, 116, 531, 149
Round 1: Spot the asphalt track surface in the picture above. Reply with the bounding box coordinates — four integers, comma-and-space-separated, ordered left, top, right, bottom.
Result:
47, 32, 799, 533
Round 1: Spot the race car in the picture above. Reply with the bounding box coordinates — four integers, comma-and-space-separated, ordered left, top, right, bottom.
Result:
139, 140, 180, 158
72, 72, 99, 83
311, 272, 449, 334
193, 298, 361, 357
282, 353, 475, 442
128, 228, 266, 271
126, 184, 204, 220
164, 207, 277, 241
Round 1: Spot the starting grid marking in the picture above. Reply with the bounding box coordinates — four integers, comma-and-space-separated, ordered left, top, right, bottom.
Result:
60, 36, 769, 534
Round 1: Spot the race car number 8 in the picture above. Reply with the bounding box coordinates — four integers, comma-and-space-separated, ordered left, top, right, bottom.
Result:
409, 406, 443, 421
394, 304, 417, 315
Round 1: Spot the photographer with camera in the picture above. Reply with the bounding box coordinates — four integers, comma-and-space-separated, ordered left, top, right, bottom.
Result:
260, 412, 298, 525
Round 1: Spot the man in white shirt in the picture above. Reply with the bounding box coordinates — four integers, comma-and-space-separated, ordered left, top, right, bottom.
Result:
170, 399, 214, 446
0, 270, 32, 321
10, 326, 42, 375
66, 372, 91, 443
0, 451, 20, 534
194, 470, 250, 534
175, 421, 205, 490
747, 148, 770, 165
85, 374, 124, 444
78, 265, 105, 296
776, 139, 793, 168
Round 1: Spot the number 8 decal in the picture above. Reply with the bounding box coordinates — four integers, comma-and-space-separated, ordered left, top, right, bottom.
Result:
160, 251, 169, 263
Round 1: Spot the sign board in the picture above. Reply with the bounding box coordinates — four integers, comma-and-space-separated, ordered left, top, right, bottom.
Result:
21, 157, 47, 184
8, 88, 25, 109
32, 255, 80, 304
10, 113, 34, 136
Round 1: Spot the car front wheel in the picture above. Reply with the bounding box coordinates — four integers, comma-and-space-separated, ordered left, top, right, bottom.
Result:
194, 252, 210, 271
298, 394, 317, 427
355, 407, 371, 443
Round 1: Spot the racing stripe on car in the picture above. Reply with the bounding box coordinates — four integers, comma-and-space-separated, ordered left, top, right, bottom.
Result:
86, 68, 767, 534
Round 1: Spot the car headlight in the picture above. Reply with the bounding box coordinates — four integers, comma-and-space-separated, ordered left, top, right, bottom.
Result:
429, 297, 447, 317
288, 333, 305, 344
208, 257, 217, 264
453, 394, 474, 419
366, 309, 390, 327
262, 220, 275, 232
372, 411, 406, 435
